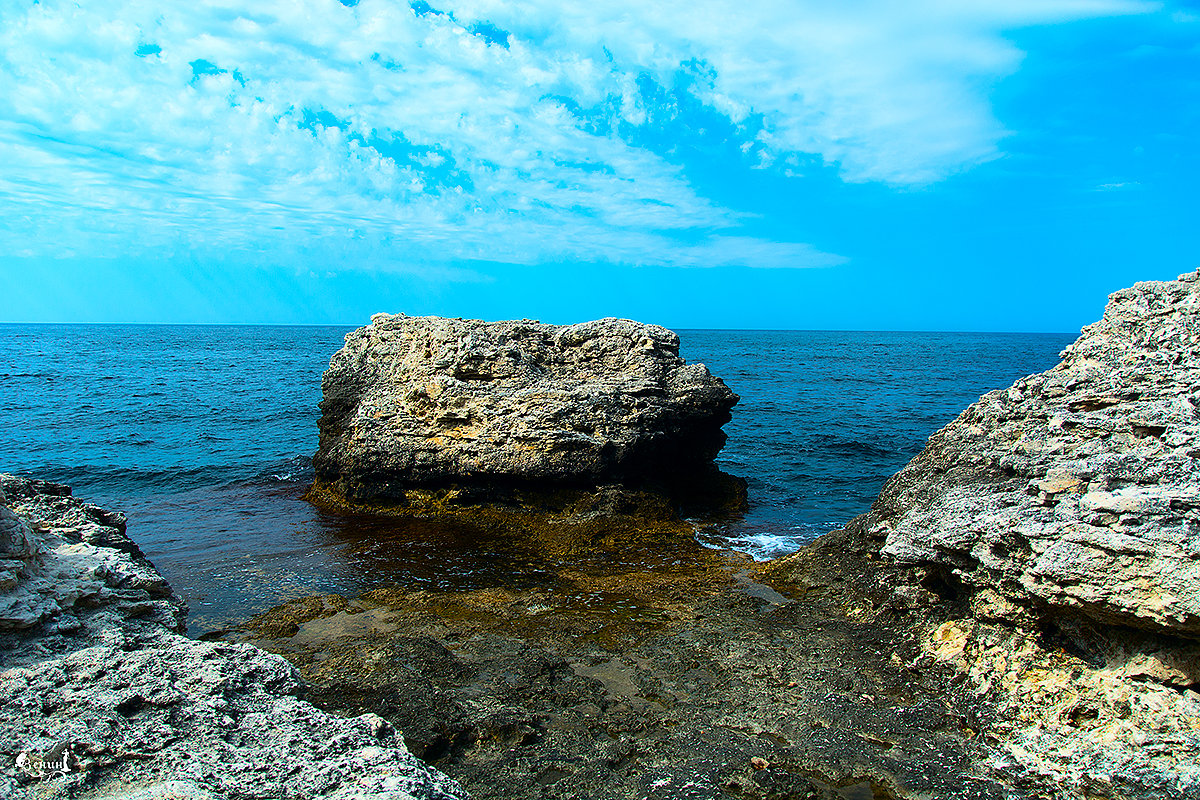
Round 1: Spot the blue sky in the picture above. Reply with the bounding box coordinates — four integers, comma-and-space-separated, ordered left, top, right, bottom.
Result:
1, 0, 1197, 330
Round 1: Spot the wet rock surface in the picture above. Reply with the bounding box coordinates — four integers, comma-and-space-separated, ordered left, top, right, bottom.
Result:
0, 476, 464, 800
229, 516, 1012, 800
312, 315, 739, 507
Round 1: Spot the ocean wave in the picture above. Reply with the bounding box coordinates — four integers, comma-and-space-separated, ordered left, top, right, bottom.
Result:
798, 435, 896, 457
253, 455, 314, 485
693, 520, 840, 561
13, 455, 315, 500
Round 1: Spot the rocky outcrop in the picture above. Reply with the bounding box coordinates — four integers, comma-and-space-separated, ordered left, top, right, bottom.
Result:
0, 475, 183, 651
837, 272, 1200, 799
874, 272, 1200, 636
0, 476, 464, 800
312, 315, 738, 507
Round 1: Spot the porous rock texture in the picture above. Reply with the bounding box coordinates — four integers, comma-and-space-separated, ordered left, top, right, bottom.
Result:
312, 315, 738, 505
876, 271, 1200, 635
0, 475, 464, 800
851, 272, 1200, 799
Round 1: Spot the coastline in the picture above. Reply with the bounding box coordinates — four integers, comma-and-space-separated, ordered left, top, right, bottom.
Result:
0, 326, 1076, 627
0, 475, 465, 800
223, 513, 1006, 800
4, 276, 1199, 799
223, 274, 1200, 798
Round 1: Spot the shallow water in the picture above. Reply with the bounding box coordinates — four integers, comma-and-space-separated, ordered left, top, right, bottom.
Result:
0, 324, 1075, 632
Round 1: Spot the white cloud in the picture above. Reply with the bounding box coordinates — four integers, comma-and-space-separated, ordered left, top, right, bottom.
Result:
450, 0, 1152, 182
0, 0, 1152, 270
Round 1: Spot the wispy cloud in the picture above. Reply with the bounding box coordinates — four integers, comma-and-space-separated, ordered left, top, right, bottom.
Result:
0, 0, 1152, 270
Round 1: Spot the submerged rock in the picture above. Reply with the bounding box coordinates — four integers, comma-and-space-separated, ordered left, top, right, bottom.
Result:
312, 315, 739, 509
230, 519, 1016, 800
875, 271, 1200, 637
0, 475, 464, 800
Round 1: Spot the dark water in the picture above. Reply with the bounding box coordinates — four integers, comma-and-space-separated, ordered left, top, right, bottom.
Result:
0, 324, 1075, 632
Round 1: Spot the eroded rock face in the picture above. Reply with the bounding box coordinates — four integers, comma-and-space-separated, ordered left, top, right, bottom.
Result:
0, 475, 183, 642
873, 272, 1200, 637
919, 613, 1200, 800
312, 315, 737, 505
0, 476, 464, 800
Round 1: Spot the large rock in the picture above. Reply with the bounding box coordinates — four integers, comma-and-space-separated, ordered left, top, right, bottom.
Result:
0, 476, 464, 800
312, 315, 738, 505
874, 271, 1200, 636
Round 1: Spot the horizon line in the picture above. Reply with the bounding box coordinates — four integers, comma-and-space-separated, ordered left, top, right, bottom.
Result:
0, 320, 1080, 336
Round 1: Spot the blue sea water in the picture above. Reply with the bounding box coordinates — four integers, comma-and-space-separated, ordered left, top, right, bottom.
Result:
0, 324, 1075, 632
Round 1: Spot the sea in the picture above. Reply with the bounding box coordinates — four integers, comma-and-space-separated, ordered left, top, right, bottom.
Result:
0, 324, 1076, 633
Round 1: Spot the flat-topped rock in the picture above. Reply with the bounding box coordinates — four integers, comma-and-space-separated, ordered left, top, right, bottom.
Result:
874, 271, 1200, 636
312, 315, 739, 507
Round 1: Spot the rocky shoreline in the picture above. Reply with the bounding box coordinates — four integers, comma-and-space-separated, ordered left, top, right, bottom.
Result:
858, 271, 1200, 796
0, 475, 464, 800
246, 274, 1200, 799
225, 520, 1007, 800
4, 275, 1199, 799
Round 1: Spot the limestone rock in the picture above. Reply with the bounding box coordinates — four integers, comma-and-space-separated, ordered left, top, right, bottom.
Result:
312, 315, 737, 504
874, 271, 1200, 636
1, 633, 464, 800
0, 475, 465, 800
921, 616, 1200, 800
0, 474, 183, 639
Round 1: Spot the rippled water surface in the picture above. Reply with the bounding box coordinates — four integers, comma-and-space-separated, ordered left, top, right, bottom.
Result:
0, 324, 1075, 632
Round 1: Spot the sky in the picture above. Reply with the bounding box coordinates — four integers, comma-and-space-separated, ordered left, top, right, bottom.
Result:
0, 0, 1197, 330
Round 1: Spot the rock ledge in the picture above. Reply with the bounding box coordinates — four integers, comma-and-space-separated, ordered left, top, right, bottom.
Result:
876, 271, 1200, 637
0, 475, 464, 800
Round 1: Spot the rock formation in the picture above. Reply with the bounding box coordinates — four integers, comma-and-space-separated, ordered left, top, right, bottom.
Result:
213, 272, 1200, 800
876, 271, 1200, 636
0, 475, 183, 651
0, 475, 464, 800
312, 315, 738, 508
842, 272, 1200, 799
